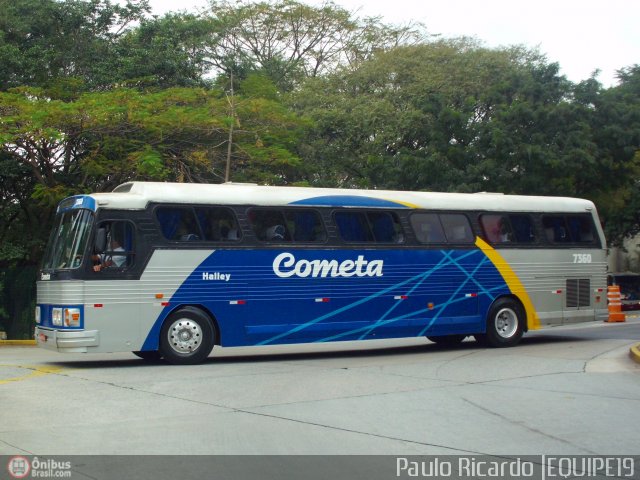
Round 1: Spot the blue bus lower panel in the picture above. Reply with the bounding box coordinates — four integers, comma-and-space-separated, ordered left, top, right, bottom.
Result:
142, 248, 508, 350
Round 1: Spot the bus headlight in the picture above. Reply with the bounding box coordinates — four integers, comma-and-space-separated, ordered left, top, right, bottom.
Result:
35, 306, 41, 324
64, 308, 81, 327
52, 308, 63, 326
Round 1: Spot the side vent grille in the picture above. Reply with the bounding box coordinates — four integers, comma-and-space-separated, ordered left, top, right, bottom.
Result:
566, 279, 591, 308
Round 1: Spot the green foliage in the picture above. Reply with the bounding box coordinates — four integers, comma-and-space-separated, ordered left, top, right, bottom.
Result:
0, 0, 151, 90
114, 13, 213, 89
292, 43, 640, 244
0, 85, 305, 191
0, 266, 37, 339
205, 0, 427, 91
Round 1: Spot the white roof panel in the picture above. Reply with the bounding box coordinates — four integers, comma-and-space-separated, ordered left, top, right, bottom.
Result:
89, 181, 596, 213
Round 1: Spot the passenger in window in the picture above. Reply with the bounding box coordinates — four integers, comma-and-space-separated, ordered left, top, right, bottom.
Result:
265, 224, 285, 241
220, 219, 239, 241
166, 209, 199, 241
93, 237, 126, 272
199, 208, 238, 241
483, 216, 502, 243
498, 220, 512, 242
577, 220, 594, 242
483, 216, 511, 243
224, 225, 239, 240
253, 210, 288, 241
173, 223, 191, 242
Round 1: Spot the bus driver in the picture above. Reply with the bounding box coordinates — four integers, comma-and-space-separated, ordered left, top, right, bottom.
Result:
92, 237, 126, 272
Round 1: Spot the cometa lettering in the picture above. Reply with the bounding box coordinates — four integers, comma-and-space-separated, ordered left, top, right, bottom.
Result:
273, 252, 383, 278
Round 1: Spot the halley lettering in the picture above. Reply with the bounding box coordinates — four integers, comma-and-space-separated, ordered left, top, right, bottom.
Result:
273, 252, 383, 278
201, 272, 231, 282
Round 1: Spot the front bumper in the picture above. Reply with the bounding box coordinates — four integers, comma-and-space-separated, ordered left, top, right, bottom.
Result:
35, 327, 100, 353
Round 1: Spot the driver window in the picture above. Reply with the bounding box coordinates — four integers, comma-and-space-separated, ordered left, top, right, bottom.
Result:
93, 221, 135, 272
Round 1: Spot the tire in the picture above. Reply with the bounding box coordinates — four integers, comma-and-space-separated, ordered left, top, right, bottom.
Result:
481, 297, 525, 347
132, 350, 163, 362
427, 334, 467, 346
160, 307, 215, 365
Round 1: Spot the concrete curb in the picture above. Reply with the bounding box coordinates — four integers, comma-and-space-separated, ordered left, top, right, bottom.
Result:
0, 340, 36, 346
630, 343, 640, 364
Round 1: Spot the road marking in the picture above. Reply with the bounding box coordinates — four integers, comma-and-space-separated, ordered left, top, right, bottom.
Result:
0, 364, 64, 385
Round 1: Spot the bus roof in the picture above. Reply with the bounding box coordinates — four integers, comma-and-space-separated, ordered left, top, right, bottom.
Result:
83, 181, 596, 213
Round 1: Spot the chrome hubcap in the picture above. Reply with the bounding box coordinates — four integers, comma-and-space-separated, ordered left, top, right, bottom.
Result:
168, 318, 202, 354
494, 308, 518, 338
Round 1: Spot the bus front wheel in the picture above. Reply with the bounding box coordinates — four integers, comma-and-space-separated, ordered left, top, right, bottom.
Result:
476, 298, 524, 348
160, 307, 215, 365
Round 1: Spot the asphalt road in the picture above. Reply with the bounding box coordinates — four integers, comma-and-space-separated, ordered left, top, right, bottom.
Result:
1, 317, 639, 456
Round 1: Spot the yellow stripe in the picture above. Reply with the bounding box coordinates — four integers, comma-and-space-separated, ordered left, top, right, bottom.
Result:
382, 198, 421, 209
475, 237, 540, 330
0, 340, 37, 346
0, 364, 64, 385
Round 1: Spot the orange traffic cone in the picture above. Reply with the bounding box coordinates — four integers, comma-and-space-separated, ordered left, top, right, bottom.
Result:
606, 285, 626, 322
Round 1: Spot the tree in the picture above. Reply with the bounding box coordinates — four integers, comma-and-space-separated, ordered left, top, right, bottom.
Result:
113, 12, 214, 89
0, 0, 150, 91
584, 66, 640, 244
292, 40, 639, 208
0, 84, 305, 192
291, 40, 547, 189
204, 0, 427, 91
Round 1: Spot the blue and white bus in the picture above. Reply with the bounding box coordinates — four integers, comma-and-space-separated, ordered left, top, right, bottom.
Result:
35, 182, 608, 364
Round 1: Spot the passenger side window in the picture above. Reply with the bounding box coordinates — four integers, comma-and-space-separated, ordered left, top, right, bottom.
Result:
567, 215, 595, 243
156, 207, 202, 241
480, 214, 536, 245
195, 207, 240, 242
510, 215, 536, 243
543, 215, 596, 244
335, 211, 373, 242
368, 211, 403, 243
543, 216, 569, 243
335, 211, 403, 243
410, 213, 446, 244
284, 210, 326, 243
249, 209, 292, 242
481, 214, 513, 243
440, 214, 474, 243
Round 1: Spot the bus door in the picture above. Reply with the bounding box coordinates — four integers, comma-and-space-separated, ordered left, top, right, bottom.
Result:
86, 219, 143, 351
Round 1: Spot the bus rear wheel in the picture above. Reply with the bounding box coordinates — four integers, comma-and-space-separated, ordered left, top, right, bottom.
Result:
477, 298, 524, 348
160, 307, 215, 365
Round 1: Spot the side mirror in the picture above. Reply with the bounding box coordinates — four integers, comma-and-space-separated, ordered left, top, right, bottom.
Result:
95, 227, 107, 253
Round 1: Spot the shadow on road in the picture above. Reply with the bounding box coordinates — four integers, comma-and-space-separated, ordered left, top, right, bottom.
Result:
40, 331, 604, 369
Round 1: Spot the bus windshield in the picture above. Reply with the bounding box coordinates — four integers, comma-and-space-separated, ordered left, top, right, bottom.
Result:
42, 209, 94, 270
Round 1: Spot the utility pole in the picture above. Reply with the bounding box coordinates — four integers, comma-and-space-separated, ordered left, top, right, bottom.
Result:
225, 69, 234, 183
